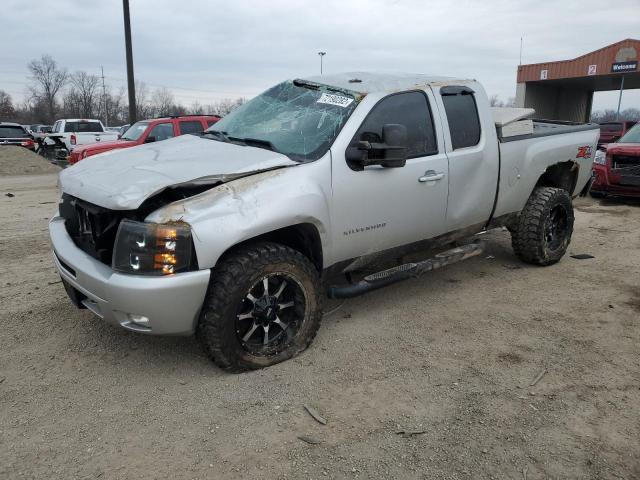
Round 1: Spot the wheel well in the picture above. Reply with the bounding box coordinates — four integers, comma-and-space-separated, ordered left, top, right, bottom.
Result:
224, 223, 324, 271
535, 161, 579, 194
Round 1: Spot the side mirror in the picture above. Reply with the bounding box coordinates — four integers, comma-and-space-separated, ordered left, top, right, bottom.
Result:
144, 136, 156, 143
346, 124, 408, 168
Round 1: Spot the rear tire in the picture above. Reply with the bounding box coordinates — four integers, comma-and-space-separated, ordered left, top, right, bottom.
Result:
511, 187, 574, 266
197, 242, 322, 372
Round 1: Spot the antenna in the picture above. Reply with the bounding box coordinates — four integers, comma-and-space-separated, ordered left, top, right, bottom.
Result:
519, 37, 523, 66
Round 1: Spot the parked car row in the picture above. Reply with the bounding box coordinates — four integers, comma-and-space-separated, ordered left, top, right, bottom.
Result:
2, 115, 221, 166
68, 115, 220, 164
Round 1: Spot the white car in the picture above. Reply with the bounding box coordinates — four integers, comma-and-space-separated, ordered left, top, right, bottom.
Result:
46, 119, 119, 152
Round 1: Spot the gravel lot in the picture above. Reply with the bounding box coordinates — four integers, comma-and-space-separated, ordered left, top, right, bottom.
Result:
1, 151, 639, 479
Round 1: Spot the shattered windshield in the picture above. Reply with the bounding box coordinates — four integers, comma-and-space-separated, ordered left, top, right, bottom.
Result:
205, 80, 359, 161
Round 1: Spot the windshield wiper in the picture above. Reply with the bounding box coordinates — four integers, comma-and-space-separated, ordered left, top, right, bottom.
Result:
228, 136, 276, 152
202, 130, 231, 143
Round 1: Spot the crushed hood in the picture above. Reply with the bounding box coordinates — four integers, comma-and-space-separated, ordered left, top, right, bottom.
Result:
59, 134, 297, 210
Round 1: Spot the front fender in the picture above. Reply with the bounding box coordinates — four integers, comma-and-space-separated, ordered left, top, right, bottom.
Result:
145, 161, 332, 269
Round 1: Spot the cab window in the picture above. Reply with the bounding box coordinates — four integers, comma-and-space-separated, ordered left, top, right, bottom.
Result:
147, 122, 175, 141
178, 120, 204, 135
350, 91, 437, 160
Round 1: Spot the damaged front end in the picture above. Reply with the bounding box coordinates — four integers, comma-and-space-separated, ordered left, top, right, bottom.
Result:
58, 171, 268, 273
611, 153, 640, 187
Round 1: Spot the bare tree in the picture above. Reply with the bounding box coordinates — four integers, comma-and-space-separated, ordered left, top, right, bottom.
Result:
591, 108, 640, 123
70, 71, 100, 118
189, 100, 204, 115
205, 97, 246, 116
0, 90, 15, 121
151, 87, 175, 117
27, 55, 68, 122
489, 94, 502, 107
134, 80, 153, 120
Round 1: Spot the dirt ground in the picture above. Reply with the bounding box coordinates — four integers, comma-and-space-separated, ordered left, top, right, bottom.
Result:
1, 161, 639, 479
0, 146, 60, 176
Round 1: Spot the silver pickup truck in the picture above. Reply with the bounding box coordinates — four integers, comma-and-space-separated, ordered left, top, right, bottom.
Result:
50, 72, 599, 371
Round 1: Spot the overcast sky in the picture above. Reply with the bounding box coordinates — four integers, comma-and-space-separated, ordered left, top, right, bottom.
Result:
1, 0, 639, 112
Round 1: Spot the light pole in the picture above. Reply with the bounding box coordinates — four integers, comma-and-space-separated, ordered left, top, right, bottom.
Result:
318, 51, 326, 75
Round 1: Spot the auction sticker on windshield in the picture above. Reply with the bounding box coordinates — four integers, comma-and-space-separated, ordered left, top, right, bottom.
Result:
317, 93, 354, 108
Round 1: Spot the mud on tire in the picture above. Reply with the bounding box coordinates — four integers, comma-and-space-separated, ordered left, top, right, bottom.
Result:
511, 187, 575, 266
197, 242, 323, 372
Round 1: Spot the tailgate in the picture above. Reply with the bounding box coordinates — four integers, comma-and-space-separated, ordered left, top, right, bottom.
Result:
76, 133, 114, 145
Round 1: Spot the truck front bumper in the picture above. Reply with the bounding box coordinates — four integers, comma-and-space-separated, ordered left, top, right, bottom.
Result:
49, 215, 210, 335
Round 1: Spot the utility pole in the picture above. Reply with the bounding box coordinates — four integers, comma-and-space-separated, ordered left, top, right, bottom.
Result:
616, 75, 625, 120
122, 0, 137, 123
101, 65, 108, 127
318, 51, 326, 75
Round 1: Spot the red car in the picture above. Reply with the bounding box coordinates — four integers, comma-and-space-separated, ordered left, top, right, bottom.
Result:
591, 123, 640, 197
597, 121, 636, 146
68, 115, 220, 164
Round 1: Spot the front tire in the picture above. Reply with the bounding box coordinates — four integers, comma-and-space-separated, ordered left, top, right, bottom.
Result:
511, 187, 574, 266
197, 242, 322, 372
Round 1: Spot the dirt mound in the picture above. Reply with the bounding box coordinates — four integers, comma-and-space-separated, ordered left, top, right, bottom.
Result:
0, 146, 61, 176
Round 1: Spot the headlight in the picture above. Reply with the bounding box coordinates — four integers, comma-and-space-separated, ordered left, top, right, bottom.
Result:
112, 219, 194, 275
594, 149, 607, 165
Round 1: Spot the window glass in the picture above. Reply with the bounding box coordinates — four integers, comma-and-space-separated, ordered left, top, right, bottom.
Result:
350, 91, 437, 159
121, 121, 149, 141
64, 121, 104, 133
147, 122, 174, 141
0, 126, 29, 138
618, 124, 640, 143
441, 91, 481, 149
207, 80, 358, 162
179, 120, 204, 135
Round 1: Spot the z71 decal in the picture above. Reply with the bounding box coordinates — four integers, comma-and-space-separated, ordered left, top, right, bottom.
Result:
576, 146, 592, 159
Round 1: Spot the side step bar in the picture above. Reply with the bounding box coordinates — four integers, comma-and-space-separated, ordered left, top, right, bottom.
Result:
327, 241, 485, 299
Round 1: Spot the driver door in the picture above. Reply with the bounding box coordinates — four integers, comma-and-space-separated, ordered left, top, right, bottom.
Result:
330, 90, 449, 263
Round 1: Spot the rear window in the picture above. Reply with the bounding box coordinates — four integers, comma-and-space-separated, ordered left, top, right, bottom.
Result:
0, 126, 28, 138
64, 121, 104, 133
600, 123, 622, 133
441, 87, 481, 149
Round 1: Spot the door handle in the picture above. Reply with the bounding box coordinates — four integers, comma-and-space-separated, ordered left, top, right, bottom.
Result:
418, 170, 445, 183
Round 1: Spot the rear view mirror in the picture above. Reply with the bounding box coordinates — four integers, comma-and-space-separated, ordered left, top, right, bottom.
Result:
379, 124, 408, 168
144, 136, 156, 143
346, 124, 408, 168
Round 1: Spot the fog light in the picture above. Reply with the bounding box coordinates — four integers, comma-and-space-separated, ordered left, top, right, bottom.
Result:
128, 314, 150, 326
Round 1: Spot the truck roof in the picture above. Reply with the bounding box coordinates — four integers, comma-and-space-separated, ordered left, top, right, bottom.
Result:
298, 72, 474, 95
55, 119, 103, 122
